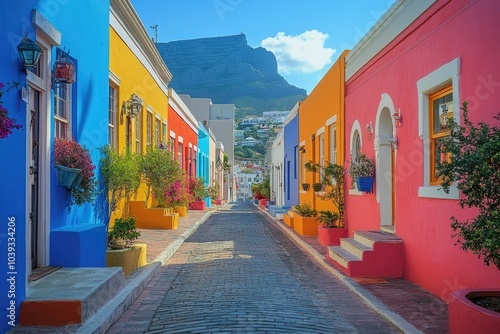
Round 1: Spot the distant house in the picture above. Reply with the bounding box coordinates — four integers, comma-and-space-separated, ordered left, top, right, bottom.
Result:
283, 102, 300, 207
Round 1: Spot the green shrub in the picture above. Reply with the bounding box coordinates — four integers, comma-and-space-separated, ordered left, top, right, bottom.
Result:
293, 203, 317, 217
108, 216, 141, 250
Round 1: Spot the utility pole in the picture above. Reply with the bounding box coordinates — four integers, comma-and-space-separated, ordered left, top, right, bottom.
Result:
150, 24, 158, 43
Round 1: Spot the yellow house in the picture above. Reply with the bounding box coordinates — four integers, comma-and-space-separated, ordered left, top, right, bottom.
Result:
108, 0, 172, 218
298, 50, 348, 212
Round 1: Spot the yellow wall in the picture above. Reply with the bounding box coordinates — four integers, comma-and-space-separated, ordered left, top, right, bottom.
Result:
109, 27, 169, 213
298, 50, 348, 212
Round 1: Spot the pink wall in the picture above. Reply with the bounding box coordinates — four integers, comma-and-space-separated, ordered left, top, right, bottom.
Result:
345, 0, 500, 299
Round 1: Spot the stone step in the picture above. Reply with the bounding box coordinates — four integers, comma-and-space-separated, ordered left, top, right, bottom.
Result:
19, 267, 126, 326
354, 230, 403, 247
328, 246, 362, 269
340, 238, 373, 258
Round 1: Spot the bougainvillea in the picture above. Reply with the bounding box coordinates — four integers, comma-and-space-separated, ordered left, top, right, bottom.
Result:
163, 180, 193, 208
0, 82, 22, 139
54, 137, 96, 206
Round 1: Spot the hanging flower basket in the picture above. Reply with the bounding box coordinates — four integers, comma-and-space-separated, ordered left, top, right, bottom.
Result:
356, 176, 374, 193
301, 183, 310, 191
55, 164, 83, 188
312, 183, 323, 192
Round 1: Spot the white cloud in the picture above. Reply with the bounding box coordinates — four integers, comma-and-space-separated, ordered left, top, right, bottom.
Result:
261, 30, 336, 74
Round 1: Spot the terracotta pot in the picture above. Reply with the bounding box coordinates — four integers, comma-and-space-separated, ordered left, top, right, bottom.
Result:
318, 226, 348, 246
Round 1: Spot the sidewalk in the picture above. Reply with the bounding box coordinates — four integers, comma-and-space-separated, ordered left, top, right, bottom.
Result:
257, 205, 449, 334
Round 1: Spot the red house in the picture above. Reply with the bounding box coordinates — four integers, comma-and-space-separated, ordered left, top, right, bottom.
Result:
168, 88, 199, 177
333, 0, 500, 302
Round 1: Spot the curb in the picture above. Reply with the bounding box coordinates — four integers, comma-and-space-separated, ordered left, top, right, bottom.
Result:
257, 207, 423, 334
76, 210, 215, 334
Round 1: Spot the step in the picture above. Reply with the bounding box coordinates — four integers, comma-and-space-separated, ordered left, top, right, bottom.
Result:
19, 267, 126, 326
354, 230, 403, 247
328, 246, 362, 269
340, 238, 373, 258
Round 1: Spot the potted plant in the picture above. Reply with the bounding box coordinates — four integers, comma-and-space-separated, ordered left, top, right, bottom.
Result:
292, 203, 319, 236
305, 161, 347, 245
301, 183, 310, 191
188, 176, 208, 210
348, 152, 375, 193
312, 183, 323, 192
0, 81, 22, 140
99, 145, 141, 229
106, 216, 146, 276
54, 137, 97, 206
437, 102, 500, 332
140, 146, 183, 208
164, 177, 193, 217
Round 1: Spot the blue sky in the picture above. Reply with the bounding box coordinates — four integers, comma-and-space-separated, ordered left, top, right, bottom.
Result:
130, 0, 396, 94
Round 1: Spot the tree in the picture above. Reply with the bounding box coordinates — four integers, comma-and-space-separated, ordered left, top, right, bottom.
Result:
437, 101, 500, 269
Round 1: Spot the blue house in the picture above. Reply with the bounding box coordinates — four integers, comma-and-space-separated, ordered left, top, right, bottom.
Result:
197, 121, 211, 207
0, 2, 109, 330
283, 102, 300, 208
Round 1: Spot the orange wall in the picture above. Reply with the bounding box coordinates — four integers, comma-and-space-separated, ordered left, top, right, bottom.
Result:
298, 50, 348, 212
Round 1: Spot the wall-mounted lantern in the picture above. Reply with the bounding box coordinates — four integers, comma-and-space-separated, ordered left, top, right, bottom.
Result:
122, 93, 143, 118
17, 36, 42, 71
53, 50, 76, 84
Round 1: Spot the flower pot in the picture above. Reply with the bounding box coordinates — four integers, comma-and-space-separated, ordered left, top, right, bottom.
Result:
173, 206, 188, 217
312, 183, 323, 192
302, 183, 310, 191
356, 176, 374, 193
54, 164, 82, 188
190, 201, 206, 210
106, 243, 147, 276
318, 226, 348, 246
449, 289, 500, 334
293, 215, 320, 236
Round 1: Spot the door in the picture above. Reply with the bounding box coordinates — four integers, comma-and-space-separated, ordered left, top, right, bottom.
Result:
29, 88, 41, 270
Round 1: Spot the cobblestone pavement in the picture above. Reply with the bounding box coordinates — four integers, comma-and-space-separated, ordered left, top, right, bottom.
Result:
107, 202, 399, 333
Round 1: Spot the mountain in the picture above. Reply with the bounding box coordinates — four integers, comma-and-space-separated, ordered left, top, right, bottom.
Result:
156, 34, 307, 118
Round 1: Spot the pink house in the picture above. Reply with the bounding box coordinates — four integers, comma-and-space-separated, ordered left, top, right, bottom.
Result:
334, 0, 500, 301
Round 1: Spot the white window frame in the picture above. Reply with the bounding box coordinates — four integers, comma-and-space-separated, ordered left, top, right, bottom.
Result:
146, 110, 153, 147
54, 84, 72, 139
417, 58, 460, 200
329, 123, 337, 164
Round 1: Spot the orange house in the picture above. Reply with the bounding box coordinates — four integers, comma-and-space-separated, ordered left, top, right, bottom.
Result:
298, 51, 348, 213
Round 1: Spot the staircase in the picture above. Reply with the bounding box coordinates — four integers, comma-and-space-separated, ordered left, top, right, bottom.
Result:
327, 230, 403, 278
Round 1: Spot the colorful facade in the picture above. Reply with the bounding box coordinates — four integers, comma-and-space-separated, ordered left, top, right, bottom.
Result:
0, 1, 109, 330
298, 51, 348, 212
167, 88, 198, 177
343, 0, 500, 297
109, 0, 172, 210
283, 102, 300, 207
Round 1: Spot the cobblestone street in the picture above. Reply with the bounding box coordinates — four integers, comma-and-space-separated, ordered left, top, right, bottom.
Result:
107, 202, 398, 333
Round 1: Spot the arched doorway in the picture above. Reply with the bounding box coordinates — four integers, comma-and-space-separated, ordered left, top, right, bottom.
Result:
375, 94, 396, 230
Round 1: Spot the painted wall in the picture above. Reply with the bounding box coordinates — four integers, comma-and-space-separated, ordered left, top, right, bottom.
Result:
109, 1, 171, 212
283, 103, 300, 207
0, 1, 109, 330
344, 0, 500, 298
168, 88, 198, 177
270, 131, 285, 206
298, 51, 347, 212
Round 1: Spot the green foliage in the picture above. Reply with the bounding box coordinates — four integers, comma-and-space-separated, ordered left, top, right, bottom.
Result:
207, 182, 220, 200
315, 210, 341, 228
100, 146, 141, 217
347, 152, 374, 185
437, 101, 500, 269
188, 176, 209, 201
293, 202, 318, 217
305, 161, 345, 225
140, 146, 183, 207
107, 216, 141, 250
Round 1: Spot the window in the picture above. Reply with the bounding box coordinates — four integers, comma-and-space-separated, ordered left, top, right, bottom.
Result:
301, 148, 306, 183
135, 111, 142, 154
155, 119, 160, 147
319, 134, 325, 168
178, 143, 183, 167
329, 124, 337, 164
146, 112, 152, 147
54, 84, 71, 138
162, 122, 167, 145
417, 57, 460, 199
429, 86, 453, 184
170, 136, 175, 154
108, 84, 118, 147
